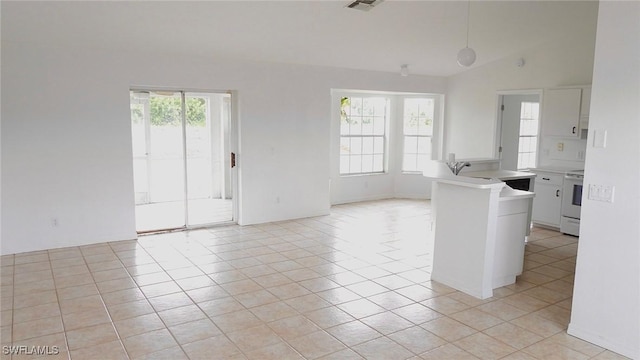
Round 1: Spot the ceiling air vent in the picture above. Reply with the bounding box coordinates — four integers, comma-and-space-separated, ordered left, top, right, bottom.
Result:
346, 0, 383, 12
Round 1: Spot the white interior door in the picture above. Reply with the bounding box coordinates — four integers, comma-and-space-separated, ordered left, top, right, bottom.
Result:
499, 94, 540, 170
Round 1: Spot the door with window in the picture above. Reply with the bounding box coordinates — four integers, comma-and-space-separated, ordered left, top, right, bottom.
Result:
498, 94, 540, 171
130, 90, 234, 232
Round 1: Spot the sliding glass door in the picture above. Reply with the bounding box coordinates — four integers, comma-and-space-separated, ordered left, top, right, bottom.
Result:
130, 90, 233, 232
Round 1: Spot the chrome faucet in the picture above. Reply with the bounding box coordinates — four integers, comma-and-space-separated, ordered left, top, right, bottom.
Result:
446, 161, 471, 175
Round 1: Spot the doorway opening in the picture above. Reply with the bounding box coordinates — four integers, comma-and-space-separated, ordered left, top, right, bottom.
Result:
130, 90, 234, 233
497, 91, 542, 171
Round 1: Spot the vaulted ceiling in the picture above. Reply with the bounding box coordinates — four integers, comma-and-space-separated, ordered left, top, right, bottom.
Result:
1, 1, 599, 77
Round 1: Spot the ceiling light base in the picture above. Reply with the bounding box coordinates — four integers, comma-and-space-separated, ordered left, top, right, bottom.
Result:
400, 64, 409, 77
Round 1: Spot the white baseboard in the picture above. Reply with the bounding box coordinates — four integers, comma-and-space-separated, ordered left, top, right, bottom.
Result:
568, 323, 639, 359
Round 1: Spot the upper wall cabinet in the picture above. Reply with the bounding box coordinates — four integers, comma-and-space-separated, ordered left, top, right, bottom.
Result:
579, 87, 591, 131
541, 88, 582, 137
541, 86, 591, 138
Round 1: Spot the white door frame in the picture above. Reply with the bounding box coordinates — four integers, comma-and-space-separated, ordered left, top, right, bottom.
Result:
494, 89, 543, 162
130, 87, 239, 230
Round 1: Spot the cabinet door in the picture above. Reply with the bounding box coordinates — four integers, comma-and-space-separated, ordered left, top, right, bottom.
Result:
532, 183, 562, 227
542, 88, 582, 137
580, 87, 591, 130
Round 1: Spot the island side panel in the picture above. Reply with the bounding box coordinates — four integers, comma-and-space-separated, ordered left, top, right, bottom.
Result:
431, 182, 501, 299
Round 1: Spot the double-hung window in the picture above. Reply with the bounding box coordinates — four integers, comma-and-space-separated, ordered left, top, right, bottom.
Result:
402, 98, 435, 172
339, 96, 389, 175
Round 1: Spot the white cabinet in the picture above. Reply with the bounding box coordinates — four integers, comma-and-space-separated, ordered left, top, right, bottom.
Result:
531, 171, 563, 227
542, 88, 582, 137
541, 87, 592, 138
579, 87, 591, 130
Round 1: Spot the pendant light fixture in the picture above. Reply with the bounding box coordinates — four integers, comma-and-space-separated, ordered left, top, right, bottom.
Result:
457, 0, 476, 67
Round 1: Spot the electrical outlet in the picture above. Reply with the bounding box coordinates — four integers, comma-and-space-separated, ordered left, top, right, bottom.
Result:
557, 142, 564, 151
577, 150, 585, 160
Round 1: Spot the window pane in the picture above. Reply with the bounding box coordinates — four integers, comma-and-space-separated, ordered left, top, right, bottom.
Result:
363, 98, 375, 116
341, 121, 351, 136
518, 137, 527, 152
404, 154, 417, 172
404, 136, 418, 154
371, 98, 387, 116
403, 99, 420, 135
417, 137, 431, 155
361, 155, 373, 173
529, 137, 536, 152
417, 117, 433, 136
374, 137, 384, 153
373, 155, 384, 172
340, 137, 350, 155
350, 138, 362, 155
350, 97, 363, 117
517, 153, 524, 169
362, 117, 374, 135
350, 155, 361, 173
373, 116, 385, 135
349, 118, 362, 135
404, 99, 421, 117
404, 98, 435, 137
362, 137, 374, 155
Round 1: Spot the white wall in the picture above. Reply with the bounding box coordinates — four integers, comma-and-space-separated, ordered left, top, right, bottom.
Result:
568, 2, 640, 358
1, 39, 446, 255
444, 11, 598, 159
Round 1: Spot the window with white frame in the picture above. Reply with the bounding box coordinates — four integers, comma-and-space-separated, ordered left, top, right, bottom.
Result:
517, 102, 540, 169
402, 98, 435, 172
339, 96, 389, 175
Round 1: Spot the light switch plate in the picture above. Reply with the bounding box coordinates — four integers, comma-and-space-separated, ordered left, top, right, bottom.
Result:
589, 184, 615, 202
593, 129, 607, 148
557, 142, 564, 151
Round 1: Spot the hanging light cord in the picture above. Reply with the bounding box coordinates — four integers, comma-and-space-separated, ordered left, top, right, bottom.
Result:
465, 0, 471, 48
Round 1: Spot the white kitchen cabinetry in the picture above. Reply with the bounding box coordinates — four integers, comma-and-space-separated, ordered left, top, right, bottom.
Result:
531, 171, 563, 227
542, 88, 582, 137
579, 87, 591, 131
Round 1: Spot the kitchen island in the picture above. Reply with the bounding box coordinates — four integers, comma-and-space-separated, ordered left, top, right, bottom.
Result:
463, 169, 536, 192
424, 162, 535, 299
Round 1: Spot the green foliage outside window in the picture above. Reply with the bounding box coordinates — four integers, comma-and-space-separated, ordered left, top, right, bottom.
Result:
150, 97, 207, 127
340, 97, 352, 123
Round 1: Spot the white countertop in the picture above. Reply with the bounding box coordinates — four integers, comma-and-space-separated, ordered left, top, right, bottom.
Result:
423, 161, 506, 190
462, 169, 536, 181
531, 166, 583, 174
423, 162, 535, 196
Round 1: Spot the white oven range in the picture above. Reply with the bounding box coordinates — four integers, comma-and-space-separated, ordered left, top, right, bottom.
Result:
561, 170, 584, 236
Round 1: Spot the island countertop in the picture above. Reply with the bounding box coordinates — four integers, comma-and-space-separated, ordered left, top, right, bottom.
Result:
461, 169, 536, 181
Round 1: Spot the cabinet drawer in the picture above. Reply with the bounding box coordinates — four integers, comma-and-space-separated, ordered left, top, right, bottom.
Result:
533, 173, 564, 186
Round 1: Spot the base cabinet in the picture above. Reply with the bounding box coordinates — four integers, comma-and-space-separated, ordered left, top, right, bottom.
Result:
531, 171, 563, 227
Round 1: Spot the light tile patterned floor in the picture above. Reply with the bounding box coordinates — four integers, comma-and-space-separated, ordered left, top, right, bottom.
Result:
0, 199, 630, 359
